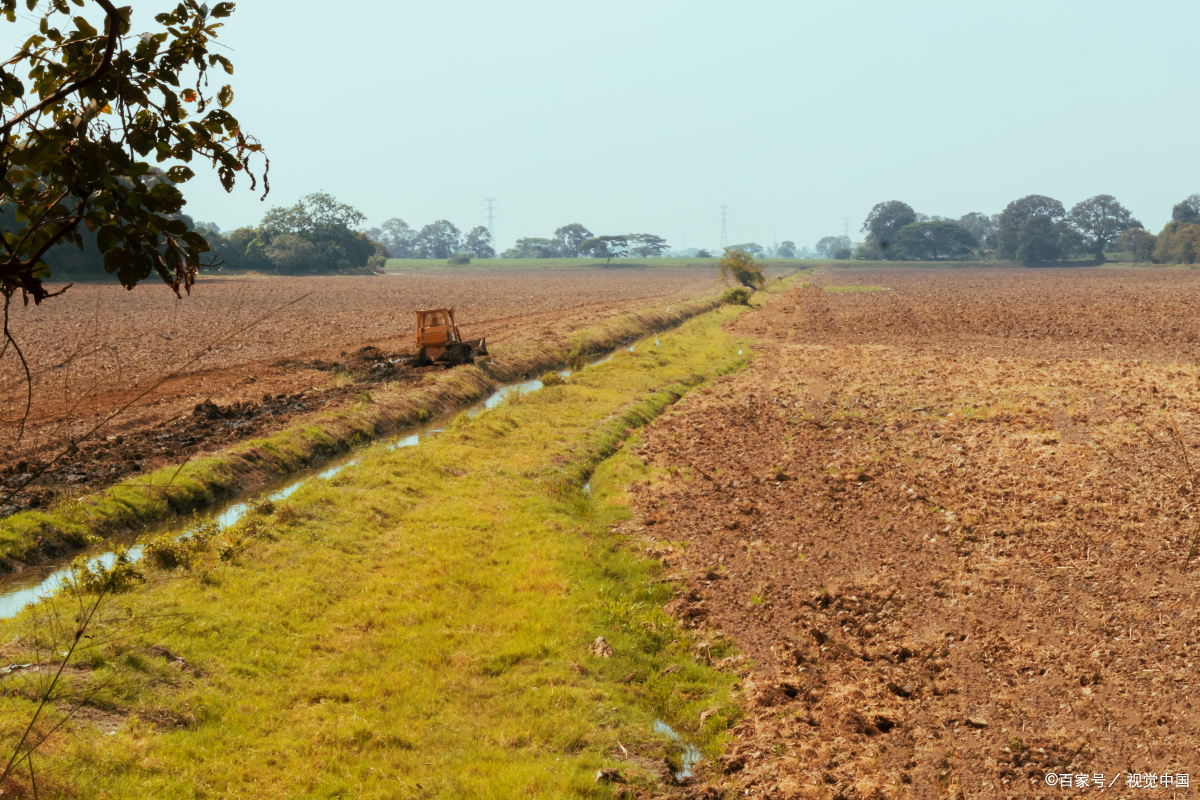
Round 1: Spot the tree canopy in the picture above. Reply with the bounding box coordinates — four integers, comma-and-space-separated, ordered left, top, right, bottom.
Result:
579, 235, 630, 264
727, 242, 764, 257
0, 0, 266, 303
861, 201, 916, 257
552, 223, 592, 257
629, 233, 668, 257
777, 241, 796, 258
1153, 222, 1200, 264
464, 226, 495, 259
956, 212, 998, 244
1172, 194, 1200, 225
995, 195, 1075, 262
1114, 227, 1157, 262
815, 235, 852, 259
890, 221, 978, 260
413, 220, 462, 260
220, 193, 373, 274
1069, 195, 1141, 261
364, 218, 416, 258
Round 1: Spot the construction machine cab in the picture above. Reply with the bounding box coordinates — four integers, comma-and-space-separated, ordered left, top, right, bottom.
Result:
414, 308, 487, 366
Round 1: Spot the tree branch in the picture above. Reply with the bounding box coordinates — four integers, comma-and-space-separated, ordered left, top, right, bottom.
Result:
0, 0, 125, 138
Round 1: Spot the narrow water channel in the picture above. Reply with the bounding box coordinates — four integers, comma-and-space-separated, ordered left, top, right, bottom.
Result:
0, 339, 644, 618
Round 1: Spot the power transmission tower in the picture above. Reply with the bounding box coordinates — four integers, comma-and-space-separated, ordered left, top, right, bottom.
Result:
842, 217, 850, 239
483, 197, 498, 241
719, 205, 730, 249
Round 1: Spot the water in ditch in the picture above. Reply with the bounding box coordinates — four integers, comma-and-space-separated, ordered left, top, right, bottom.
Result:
0, 341, 652, 618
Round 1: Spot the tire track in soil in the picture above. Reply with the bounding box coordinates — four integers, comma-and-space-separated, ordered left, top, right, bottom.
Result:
625, 274, 1200, 799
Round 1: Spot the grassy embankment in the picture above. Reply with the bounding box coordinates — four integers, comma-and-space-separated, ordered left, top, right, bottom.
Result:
0, 297, 725, 570
0, 299, 773, 798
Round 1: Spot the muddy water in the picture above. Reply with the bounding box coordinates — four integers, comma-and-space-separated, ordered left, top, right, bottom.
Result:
0, 338, 660, 618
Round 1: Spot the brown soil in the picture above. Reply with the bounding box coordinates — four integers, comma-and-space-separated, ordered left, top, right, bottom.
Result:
0, 269, 719, 515
628, 268, 1200, 798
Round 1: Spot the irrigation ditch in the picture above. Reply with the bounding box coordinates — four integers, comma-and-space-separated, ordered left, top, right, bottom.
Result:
0, 339, 649, 618
0, 295, 725, 573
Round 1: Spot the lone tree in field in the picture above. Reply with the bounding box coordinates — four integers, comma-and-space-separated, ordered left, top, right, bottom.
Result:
777, 240, 797, 258
0, 0, 266, 306
579, 234, 631, 264
629, 233, 668, 257
1069, 195, 1142, 262
717, 248, 765, 290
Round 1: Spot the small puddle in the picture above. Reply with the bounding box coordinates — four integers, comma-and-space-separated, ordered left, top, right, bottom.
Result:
0, 338, 650, 618
654, 719, 702, 780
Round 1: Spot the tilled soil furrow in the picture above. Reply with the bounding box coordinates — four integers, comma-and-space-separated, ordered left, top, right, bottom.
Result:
628, 276, 1200, 798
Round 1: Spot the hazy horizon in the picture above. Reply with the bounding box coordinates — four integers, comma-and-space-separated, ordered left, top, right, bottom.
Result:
9, 0, 1196, 252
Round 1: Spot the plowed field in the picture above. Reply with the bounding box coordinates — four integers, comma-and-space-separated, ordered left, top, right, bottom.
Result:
628, 268, 1200, 798
0, 268, 719, 513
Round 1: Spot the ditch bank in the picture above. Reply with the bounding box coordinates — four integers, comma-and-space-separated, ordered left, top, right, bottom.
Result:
0, 295, 723, 570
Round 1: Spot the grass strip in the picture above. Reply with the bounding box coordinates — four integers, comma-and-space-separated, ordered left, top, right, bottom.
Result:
0, 295, 725, 569
0, 303, 759, 798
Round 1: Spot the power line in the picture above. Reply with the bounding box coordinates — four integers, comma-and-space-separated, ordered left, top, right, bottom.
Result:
719, 205, 730, 249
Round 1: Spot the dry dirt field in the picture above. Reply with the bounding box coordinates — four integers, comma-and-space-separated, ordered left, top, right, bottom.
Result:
0, 268, 719, 512
628, 268, 1200, 798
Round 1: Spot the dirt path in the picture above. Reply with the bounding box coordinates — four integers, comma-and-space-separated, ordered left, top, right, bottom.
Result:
628, 271, 1200, 798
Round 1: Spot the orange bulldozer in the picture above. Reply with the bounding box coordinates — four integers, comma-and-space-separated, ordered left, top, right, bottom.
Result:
413, 308, 488, 366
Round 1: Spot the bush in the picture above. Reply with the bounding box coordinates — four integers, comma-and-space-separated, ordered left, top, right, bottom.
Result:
145, 519, 221, 571
721, 287, 752, 306
1153, 222, 1200, 264
540, 371, 566, 387
716, 248, 765, 289
60, 550, 145, 595
447, 252, 471, 265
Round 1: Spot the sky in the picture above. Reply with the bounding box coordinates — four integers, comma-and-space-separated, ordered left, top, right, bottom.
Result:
8, 0, 1200, 251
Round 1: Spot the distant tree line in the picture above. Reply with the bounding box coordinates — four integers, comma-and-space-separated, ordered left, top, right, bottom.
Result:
501, 225, 668, 262
809, 193, 1200, 265
362, 218, 496, 261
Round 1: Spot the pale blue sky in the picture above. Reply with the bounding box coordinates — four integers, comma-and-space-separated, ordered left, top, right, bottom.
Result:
11, 1, 1200, 250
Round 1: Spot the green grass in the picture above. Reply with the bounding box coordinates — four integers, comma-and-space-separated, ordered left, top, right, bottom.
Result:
0, 305, 765, 798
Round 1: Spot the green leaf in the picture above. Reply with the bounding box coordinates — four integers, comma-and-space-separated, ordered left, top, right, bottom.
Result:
73, 16, 96, 37
166, 165, 194, 183
96, 226, 120, 253
212, 2, 235, 17
182, 231, 210, 252
217, 85, 233, 108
